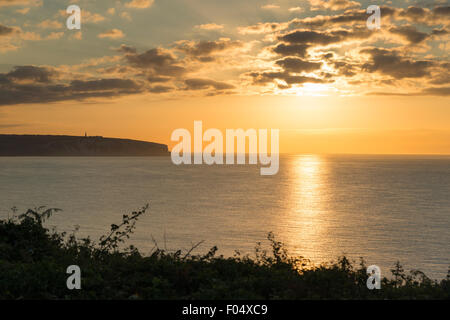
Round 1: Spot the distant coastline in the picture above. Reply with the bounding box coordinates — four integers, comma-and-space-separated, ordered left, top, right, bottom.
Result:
0, 134, 169, 156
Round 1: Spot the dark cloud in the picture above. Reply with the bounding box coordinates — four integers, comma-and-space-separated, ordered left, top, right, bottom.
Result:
117, 44, 137, 54
361, 48, 433, 79
70, 79, 141, 92
333, 61, 358, 77
124, 48, 186, 76
147, 75, 171, 83
431, 28, 449, 36
195, 56, 216, 63
322, 52, 335, 60
368, 87, 450, 96
175, 39, 243, 62
0, 24, 14, 36
0, 66, 143, 106
247, 70, 329, 88
6, 65, 55, 83
176, 39, 242, 56
397, 5, 450, 25
429, 65, 450, 85
398, 6, 429, 21
389, 25, 429, 44
148, 85, 174, 93
290, 10, 367, 28
184, 78, 235, 91
279, 30, 338, 46
0, 74, 11, 85
275, 57, 322, 73
433, 6, 450, 17
278, 28, 372, 47
271, 43, 310, 58
100, 65, 133, 75
421, 87, 450, 96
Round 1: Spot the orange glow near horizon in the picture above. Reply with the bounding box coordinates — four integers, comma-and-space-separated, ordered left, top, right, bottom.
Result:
1, 94, 449, 155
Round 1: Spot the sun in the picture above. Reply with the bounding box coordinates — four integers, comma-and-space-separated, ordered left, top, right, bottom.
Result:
292, 83, 335, 96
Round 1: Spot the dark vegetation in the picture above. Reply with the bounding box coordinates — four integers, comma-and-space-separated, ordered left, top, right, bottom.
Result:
0, 205, 449, 300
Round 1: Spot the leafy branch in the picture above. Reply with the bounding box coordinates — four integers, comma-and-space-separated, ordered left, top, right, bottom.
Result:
18, 206, 62, 225
99, 204, 149, 252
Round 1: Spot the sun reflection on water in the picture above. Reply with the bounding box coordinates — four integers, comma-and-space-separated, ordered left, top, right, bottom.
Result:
280, 154, 330, 262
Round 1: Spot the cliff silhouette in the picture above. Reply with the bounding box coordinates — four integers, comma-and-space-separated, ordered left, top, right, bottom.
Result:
0, 134, 169, 156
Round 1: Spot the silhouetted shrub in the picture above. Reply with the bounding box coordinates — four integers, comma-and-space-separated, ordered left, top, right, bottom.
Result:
0, 206, 448, 300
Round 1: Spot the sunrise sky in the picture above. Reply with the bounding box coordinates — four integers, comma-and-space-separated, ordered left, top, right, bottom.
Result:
0, 0, 449, 154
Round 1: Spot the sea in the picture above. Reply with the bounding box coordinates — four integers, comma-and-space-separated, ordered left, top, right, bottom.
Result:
1, 155, 449, 280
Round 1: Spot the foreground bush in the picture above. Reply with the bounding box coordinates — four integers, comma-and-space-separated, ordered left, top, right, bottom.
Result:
0, 205, 449, 300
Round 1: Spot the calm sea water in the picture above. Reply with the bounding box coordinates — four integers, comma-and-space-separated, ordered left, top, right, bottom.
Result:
1, 155, 449, 279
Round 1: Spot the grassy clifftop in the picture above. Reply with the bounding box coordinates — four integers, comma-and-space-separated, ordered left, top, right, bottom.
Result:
0, 135, 169, 156
0, 206, 449, 300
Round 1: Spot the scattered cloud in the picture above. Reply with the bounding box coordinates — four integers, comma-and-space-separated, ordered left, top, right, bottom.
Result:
125, 0, 154, 9
83, 11, 106, 23
0, 1, 449, 104
289, 7, 303, 13
120, 12, 132, 21
46, 31, 64, 40
175, 38, 243, 59
309, 0, 360, 11
16, 7, 30, 14
184, 78, 234, 91
238, 22, 289, 35
37, 20, 63, 29
148, 85, 174, 93
98, 29, 125, 39
0, 0, 42, 7
194, 23, 224, 31
72, 31, 82, 40
261, 4, 280, 10
122, 46, 186, 76
275, 57, 322, 73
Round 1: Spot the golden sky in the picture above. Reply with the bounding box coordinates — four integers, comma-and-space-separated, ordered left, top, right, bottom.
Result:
0, 0, 449, 154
